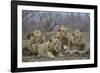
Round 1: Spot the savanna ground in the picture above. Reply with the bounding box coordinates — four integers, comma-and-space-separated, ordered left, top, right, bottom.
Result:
22, 10, 90, 62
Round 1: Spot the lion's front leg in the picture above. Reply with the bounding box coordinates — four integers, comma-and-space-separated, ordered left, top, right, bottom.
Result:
58, 52, 65, 57
47, 51, 55, 58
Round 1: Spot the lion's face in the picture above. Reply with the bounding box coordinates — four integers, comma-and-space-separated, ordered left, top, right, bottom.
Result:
74, 35, 82, 44
68, 29, 83, 46
30, 30, 45, 44
56, 30, 67, 40
74, 29, 81, 36
48, 38, 62, 52
33, 30, 42, 38
59, 26, 68, 36
59, 25, 67, 31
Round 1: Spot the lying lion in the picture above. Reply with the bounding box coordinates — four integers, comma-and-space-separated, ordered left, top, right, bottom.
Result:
31, 38, 63, 58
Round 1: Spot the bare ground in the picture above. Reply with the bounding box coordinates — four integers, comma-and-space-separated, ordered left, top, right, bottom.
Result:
22, 51, 90, 62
